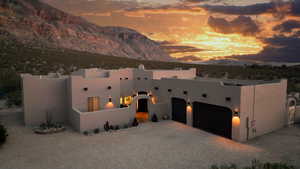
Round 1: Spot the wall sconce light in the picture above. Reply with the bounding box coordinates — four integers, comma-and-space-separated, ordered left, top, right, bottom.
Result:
232, 108, 240, 127
106, 97, 114, 109
183, 91, 188, 95
186, 101, 192, 113
226, 97, 231, 102
233, 108, 239, 117
107, 86, 112, 90
202, 94, 207, 98
154, 87, 159, 90
168, 89, 172, 92
83, 87, 88, 91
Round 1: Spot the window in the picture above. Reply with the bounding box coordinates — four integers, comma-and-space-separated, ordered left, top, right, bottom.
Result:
124, 96, 133, 105
225, 97, 231, 102
88, 97, 100, 112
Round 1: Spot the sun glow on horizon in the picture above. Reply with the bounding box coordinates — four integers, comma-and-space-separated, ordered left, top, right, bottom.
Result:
148, 27, 265, 60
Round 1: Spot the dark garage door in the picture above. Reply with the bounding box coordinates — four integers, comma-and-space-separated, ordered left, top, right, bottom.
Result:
171, 98, 187, 124
193, 102, 232, 139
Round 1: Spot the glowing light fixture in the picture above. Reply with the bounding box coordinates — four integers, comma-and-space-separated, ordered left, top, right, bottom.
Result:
186, 101, 192, 113
105, 96, 114, 109
232, 108, 240, 127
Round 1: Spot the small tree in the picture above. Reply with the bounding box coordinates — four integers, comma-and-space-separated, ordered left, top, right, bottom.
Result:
151, 114, 158, 122
132, 118, 139, 127
0, 122, 8, 145
104, 121, 110, 132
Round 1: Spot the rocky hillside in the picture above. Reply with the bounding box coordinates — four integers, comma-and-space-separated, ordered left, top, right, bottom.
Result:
0, 0, 172, 61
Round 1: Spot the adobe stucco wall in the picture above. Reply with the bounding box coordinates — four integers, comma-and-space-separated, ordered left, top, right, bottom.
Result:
152, 68, 196, 80
69, 70, 121, 112
240, 80, 287, 141
22, 75, 68, 126
155, 78, 241, 112
79, 107, 135, 132
152, 78, 242, 140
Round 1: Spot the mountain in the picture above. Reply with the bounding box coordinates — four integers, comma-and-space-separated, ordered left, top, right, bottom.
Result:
0, 0, 172, 61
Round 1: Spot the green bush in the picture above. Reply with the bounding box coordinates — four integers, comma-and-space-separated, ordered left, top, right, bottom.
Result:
211, 160, 296, 169
0, 122, 8, 145
5, 90, 21, 107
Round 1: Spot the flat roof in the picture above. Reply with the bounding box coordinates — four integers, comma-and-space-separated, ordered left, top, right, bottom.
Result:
194, 77, 283, 86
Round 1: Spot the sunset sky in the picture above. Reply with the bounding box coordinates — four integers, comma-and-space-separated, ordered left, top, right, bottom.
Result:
43, 0, 300, 62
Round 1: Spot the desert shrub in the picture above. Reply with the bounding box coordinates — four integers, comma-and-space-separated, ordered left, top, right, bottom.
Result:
210, 159, 296, 169
93, 128, 100, 134
5, 90, 21, 107
151, 114, 158, 122
104, 121, 110, 132
83, 131, 89, 136
0, 122, 8, 145
132, 118, 139, 127
123, 124, 128, 129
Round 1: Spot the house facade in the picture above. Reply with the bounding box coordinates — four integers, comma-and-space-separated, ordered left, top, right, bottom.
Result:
22, 65, 288, 142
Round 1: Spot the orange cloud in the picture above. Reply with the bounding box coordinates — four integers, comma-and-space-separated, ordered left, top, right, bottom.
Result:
80, 12, 112, 17
121, 5, 207, 17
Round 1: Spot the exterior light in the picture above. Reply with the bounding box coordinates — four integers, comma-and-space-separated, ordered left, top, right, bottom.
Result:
232, 116, 240, 127
226, 97, 231, 102
183, 91, 188, 95
232, 108, 240, 127
154, 87, 159, 90
83, 87, 88, 91
107, 86, 112, 90
186, 100, 192, 113
150, 95, 156, 104
202, 94, 207, 98
105, 97, 114, 109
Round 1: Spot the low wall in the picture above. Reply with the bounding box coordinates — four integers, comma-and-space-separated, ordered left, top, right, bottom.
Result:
70, 108, 81, 131
149, 102, 170, 119
78, 107, 135, 132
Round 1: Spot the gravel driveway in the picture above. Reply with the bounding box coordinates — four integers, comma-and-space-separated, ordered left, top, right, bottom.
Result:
0, 112, 299, 169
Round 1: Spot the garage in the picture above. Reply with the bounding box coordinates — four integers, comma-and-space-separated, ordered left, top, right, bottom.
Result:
193, 102, 232, 139
171, 98, 187, 124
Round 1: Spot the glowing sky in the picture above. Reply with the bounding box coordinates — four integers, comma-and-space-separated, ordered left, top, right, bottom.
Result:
43, 0, 300, 62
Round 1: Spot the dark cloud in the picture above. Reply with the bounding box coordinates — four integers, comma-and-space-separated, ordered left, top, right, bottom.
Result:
162, 45, 204, 54
183, 0, 221, 3
207, 16, 259, 36
291, 0, 300, 16
202, 0, 298, 19
202, 3, 273, 15
177, 55, 203, 61
231, 36, 300, 62
273, 20, 300, 33
264, 36, 300, 47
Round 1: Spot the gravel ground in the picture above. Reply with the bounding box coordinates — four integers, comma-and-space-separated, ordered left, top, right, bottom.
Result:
0, 112, 299, 169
